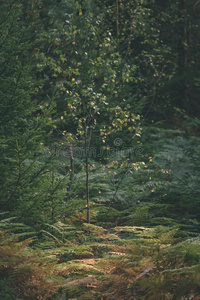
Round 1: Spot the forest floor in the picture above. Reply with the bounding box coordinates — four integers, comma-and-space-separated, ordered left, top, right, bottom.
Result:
1, 220, 200, 299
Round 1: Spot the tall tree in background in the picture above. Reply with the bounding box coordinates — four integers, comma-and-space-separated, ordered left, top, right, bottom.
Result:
0, 1, 66, 223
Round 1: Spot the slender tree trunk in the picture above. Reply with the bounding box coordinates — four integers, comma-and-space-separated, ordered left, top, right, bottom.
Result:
116, 0, 119, 47
178, 0, 186, 71
178, 0, 190, 69
51, 160, 55, 220
65, 144, 74, 201
177, 0, 190, 112
69, 144, 74, 186
85, 125, 90, 224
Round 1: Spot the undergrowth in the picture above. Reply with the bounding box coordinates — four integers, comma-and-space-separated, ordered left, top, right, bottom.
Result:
0, 132, 200, 299
0, 218, 200, 299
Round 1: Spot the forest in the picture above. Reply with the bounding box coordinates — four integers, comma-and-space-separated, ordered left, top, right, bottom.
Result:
0, 0, 200, 299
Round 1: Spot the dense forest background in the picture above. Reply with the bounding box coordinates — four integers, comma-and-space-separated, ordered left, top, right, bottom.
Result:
0, 0, 200, 299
